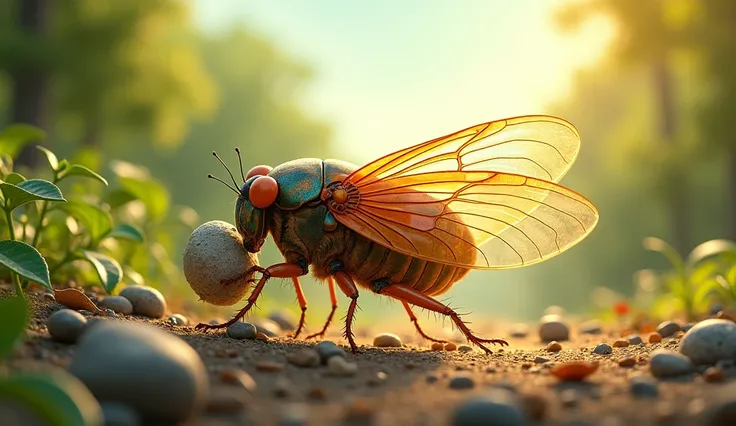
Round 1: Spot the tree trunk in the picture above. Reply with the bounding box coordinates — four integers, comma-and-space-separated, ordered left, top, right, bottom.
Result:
653, 59, 690, 256
12, 0, 50, 169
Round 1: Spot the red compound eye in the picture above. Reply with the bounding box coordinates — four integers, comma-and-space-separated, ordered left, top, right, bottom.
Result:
246, 165, 273, 180
249, 176, 278, 209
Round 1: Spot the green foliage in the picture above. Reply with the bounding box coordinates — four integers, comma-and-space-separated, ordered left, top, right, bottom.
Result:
641, 237, 736, 320
0, 240, 51, 291
0, 295, 28, 360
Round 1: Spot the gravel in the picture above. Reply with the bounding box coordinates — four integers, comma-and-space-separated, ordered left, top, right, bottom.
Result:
679, 319, 736, 365
119, 286, 167, 319
650, 349, 694, 378
316, 341, 346, 365
630, 375, 659, 398
98, 296, 133, 315
593, 343, 613, 355
449, 375, 475, 390
168, 314, 189, 326
628, 335, 644, 345
226, 321, 257, 340
451, 390, 525, 426
326, 356, 357, 377
657, 321, 681, 338
538, 315, 569, 342
46, 309, 87, 344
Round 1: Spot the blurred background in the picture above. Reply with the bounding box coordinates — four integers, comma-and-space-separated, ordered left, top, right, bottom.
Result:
1, 0, 733, 327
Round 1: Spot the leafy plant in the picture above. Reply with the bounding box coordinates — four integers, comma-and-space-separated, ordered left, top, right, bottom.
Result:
642, 237, 736, 320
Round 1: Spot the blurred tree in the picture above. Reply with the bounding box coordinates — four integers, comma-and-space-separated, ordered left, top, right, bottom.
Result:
0, 0, 217, 167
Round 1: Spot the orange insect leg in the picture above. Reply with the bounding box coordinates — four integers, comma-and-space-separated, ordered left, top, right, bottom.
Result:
401, 301, 447, 345
194, 263, 305, 332
289, 277, 308, 339
306, 276, 338, 340
332, 271, 360, 353
381, 285, 509, 354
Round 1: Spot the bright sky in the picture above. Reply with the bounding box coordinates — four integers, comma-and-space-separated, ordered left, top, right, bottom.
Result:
190, 0, 615, 165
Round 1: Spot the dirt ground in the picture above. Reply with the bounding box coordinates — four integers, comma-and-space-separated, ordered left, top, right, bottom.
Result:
4, 288, 735, 426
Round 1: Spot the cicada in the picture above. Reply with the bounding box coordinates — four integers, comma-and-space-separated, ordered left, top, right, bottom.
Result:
198, 115, 599, 353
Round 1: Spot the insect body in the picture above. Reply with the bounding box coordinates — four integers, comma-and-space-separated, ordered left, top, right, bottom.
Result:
197, 115, 600, 353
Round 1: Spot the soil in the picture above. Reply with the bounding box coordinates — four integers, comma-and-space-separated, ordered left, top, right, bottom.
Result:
4, 287, 735, 426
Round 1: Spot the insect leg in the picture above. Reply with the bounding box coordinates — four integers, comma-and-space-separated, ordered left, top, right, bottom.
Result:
290, 277, 308, 339
306, 276, 338, 340
379, 285, 508, 354
401, 301, 448, 345
332, 270, 361, 353
194, 262, 306, 332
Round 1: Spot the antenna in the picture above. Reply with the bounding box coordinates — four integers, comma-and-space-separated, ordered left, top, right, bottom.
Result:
235, 147, 246, 183
212, 151, 239, 189
207, 174, 241, 195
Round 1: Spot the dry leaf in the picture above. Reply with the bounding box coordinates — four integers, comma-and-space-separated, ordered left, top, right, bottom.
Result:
53, 288, 103, 313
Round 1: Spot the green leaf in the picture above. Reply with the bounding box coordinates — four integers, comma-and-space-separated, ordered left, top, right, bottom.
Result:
686, 239, 736, 269
4, 173, 26, 185
0, 240, 51, 290
1, 179, 66, 211
57, 201, 112, 244
81, 250, 122, 294
0, 371, 104, 426
57, 164, 108, 186
104, 189, 138, 209
118, 176, 170, 221
107, 224, 144, 243
36, 146, 59, 171
0, 296, 28, 360
643, 237, 686, 277
0, 124, 46, 159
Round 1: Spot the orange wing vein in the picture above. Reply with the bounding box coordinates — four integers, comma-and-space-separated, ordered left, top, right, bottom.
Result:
333, 115, 599, 269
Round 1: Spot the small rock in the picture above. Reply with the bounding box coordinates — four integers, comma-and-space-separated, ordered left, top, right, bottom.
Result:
628, 335, 644, 345
679, 319, 736, 365
704, 367, 725, 383
618, 357, 636, 367
168, 314, 189, 326
580, 319, 603, 334
593, 343, 613, 355
560, 389, 578, 407
546, 341, 562, 352
534, 356, 549, 364
431, 342, 444, 351
253, 318, 282, 337
274, 376, 293, 398
316, 341, 346, 364
451, 390, 525, 426
630, 375, 659, 398
69, 321, 208, 423
327, 356, 357, 377
219, 368, 256, 392
307, 387, 327, 400
343, 399, 375, 424
682, 323, 695, 333
119, 286, 167, 319
509, 323, 529, 338
226, 322, 257, 340
426, 374, 439, 384
286, 349, 320, 368
650, 349, 694, 378
613, 339, 629, 348
538, 315, 569, 342
279, 403, 308, 426
268, 309, 297, 331
458, 345, 473, 353
101, 402, 140, 426
648, 333, 663, 343
255, 361, 284, 372
46, 309, 87, 344
98, 296, 133, 315
206, 387, 248, 413
521, 393, 547, 421
449, 374, 475, 390
373, 333, 402, 348
444, 342, 457, 351
656, 321, 681, 338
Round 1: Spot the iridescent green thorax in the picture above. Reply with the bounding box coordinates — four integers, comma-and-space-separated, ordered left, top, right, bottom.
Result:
268, 158, 357, 210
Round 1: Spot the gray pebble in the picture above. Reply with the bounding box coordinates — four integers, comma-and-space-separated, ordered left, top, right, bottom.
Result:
101, 402, 141, 426
650, 349, 694, 378
628, 335, 643, 345
538, 315, 569, 342
119, 285, 167, 318
226, 322, 257, 340
679, 319, 736, 365
426, 374, 438, 384
69, 321, 209, 423
534, 356, 549, 364
580, 319, 602, 335
593, 343, 613, 355
252, 318, 282, 337
657, 321, 681, 338
509, 323, 529, 338
316, 341, 346, 365
268, 309, 297, 331
168, 314, 189, 326
449, 375, 475, 390
630, 375, 659, 398
98, 296, 133, 315
458, 345, 473, 353
46, 309, 88, 344
373, 333, 402, 348
451, 389, 525, 426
